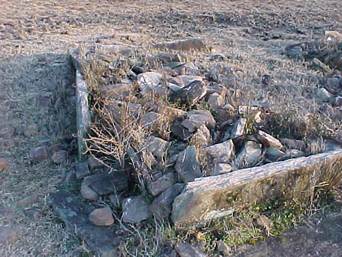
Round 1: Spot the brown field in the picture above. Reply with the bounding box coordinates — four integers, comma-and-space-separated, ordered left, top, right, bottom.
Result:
0, 0, 342, 256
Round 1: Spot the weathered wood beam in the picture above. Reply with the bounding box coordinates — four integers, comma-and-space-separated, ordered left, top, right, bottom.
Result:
172, 150, 342, 228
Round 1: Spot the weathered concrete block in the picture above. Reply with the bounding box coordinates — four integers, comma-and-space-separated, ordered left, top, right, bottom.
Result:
76, 70, 90, 159
172, 150, 342, 228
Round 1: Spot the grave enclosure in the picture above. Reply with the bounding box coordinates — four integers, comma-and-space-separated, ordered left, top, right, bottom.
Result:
49, 37, 342, 256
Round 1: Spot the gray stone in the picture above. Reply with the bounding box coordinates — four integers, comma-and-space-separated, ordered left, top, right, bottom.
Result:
154, 38, 207, 51
84, 172, 128, 196
49, 191, 120, 257
175, 242, 207, 257
175, 146, 202, 183
266, 147, 285, 162
281, 149, 305, 160
80, 181, 99, 201
141, 112, 162, 129
147, 172, 176, 196
172, 150, 342, 227
205, 140, 235, 164
286, 44, 303, 60
190, 124, 212, 147
334, 96, 342, 106
257, 130, 283, 149
181, 110, 216, 132
171, 119, 193, 141
75, 161, 90, 179
316, 87, 334, 102
88, 156, 104, 170
89, 207, 114, 226
30, 146, 49, 162
137, 72, 167, 96
51, 150, 68, 164
213, 163, 233, 175
145, 136, 169, 160
235, 141, 263, 168
224, 118, 247, 140
170, 80, 207, 106
122, 195, 151, 223
207, 93, 225, 110
171, 75, 203, 87
280, 138, 306, 151
150, 183, 184, 219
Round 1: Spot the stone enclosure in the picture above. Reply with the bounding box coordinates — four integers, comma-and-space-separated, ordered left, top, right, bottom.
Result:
47, 35, 342, 256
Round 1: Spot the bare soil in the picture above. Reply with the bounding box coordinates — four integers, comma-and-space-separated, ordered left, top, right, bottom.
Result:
1, 0, 342, 256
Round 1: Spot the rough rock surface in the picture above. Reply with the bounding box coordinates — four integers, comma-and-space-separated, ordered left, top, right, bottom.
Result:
175, 242, 207, 257
89, 207, 114, 226
175, 146, 202, 183
205, 140, 235, 163
147, 172, 176, 196
122, 195, 151, 223
172, 150, 342, 227
49, 191, 120, 257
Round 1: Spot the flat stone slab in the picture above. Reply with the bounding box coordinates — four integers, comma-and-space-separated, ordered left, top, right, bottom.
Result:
172, 150, 342, 228
49, 191, 121, 257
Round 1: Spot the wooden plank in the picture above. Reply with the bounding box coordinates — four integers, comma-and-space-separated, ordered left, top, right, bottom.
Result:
172, 150, 342, 228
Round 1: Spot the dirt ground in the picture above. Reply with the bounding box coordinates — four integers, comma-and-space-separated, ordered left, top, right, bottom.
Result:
1, 0, 342, 256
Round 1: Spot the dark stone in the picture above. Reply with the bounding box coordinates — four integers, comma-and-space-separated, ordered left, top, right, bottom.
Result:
147, 172, 176, 196
75, 161, 90, 179
49, 191, 120, 257
30, 146, 49, 162
85, 171, 128, 196
171, 118, 193, 141
122, 195, 151, 223
150, 183, 184, 219
170, 80, 207, 106
175, 146, 202, 183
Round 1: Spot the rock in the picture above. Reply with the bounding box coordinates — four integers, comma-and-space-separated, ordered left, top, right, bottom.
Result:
217, 240, 232, 256
175, 242, 207, 257
100, 83, 133, 100
150, 183, 184, 219
145, 136, 169, 160
81, 181, 99, 201
23, 207, 42, 221
190, 124, 212, 147
257, 130, 283, 149
88, 156, 104, 170
171, 118, 193, 141
207, 93, 225, 110
0, 226, 18, 244
316, 88, 334, 102
170, 80, 207, 106
89, 207, 114, 226
172, 150, 342, 227
326, 77, 342, 95
213, 163, 233, 175
223, 118, 247, 140
265, 147, 285, 162
285, 44, 304, 60
84, 172, 128, 196
205, 140, 235, 163
235, 141, 263, 168
30, 146, 49, 162
0, 158, 9, 172
147, 172, 176, 196
280, 138, 306, 151
75, 161, 90, 179
333, 96, 342, 106
49, 190, 120, 256
170, 75, 203, 87
175, 146, 202, 183
155, 38, 207, 51
51, 150, 68, 164
181, 110, 216, 132
137, 72, 167, 96
122, 195, 151, 223
141, 111, 162, 129
281, 149, 305, 160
